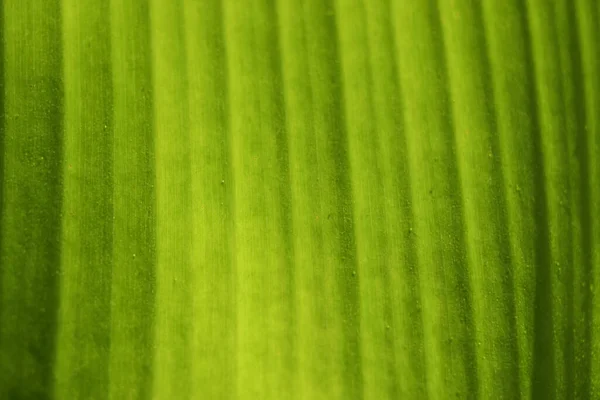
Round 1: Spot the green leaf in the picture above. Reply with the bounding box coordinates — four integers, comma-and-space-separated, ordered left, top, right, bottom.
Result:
0, 0, 598, 399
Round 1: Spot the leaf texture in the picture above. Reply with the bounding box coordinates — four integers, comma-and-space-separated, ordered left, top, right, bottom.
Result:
0, 0, 599, 399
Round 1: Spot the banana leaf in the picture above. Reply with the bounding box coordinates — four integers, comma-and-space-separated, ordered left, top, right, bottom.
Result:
0, 0, 598, 399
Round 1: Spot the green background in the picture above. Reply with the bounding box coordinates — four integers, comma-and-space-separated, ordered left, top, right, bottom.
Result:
0, 0, 598, 399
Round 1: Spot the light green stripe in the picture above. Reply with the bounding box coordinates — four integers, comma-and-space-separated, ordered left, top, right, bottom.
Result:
303, 0, 363, 397
437, 0, 519, 398
108, 0, 156, 398
480, 1, 542, 398
362, 0, 428, 396
335, 0, 403, 397
149, 0, 192, 398
277, 0, 363, 398
276, 1, 338, 398
183, 0, 237, 398
54, 0, 113, 398
183, 0, 238, 398
223, 1, 295, 398
391, 1, 478, 398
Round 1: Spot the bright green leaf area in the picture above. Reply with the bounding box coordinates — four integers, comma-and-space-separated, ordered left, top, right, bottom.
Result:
0, 0, 599, 399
